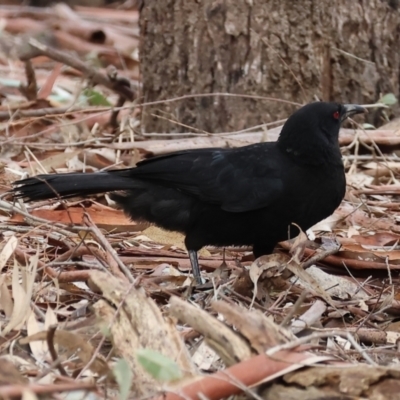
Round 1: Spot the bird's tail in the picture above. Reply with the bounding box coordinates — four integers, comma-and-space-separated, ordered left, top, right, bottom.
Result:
12, 171, 135, 202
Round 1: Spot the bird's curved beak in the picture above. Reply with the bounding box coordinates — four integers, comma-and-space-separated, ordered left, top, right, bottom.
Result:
341, 104, 367, 122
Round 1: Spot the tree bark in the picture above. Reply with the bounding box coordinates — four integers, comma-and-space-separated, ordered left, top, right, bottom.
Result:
139, 0, 400, 133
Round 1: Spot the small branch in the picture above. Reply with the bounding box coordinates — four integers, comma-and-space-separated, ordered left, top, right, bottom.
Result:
22, 38, 135, 101
20, 60, 38, 101
83, 213, 134, 283
301, 242, 341, 269
266, 330, 377, 366
280, 290, 308, 328
0, 382, 96, 398
47, 325, 68, 376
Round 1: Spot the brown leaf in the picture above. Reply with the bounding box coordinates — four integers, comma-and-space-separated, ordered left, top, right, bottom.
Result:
19, 329, 110, 376
0, 357, 28, 385
289, 224, 308, 264
9, 202, 146, 232
211, 301, 294, 352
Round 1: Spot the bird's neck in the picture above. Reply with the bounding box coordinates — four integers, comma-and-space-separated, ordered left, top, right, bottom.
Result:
277, 140, 343, 167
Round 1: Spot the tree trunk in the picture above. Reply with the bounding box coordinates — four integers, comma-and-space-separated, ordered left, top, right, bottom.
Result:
139, 0, 400, 133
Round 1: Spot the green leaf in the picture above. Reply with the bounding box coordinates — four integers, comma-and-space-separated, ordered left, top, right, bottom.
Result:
113, 358, 132, 400
362, 123, 376, 130
83, 88, 112, 106
98, 323, 112, 338
136, 348, 183, 382
379, 93, 398, 106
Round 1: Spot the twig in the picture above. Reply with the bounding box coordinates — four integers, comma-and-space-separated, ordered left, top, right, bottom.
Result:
23, 39, 135, 101
290, 300, 327, 335
0, 224, 70, 243
345, 334, 377, 365
0, 106, 73, 121
355, 279, 388, 334
47, 325, 68, 376
331, 47, 376, 65
140, 119, 287, 137
266, 330, 377, 366
20, 60, 38, 101
0, 199, 91, 236
83, 213, 134, 283
301, 242, 341, 269
137, 92, 303, 108
280, 290, 308, 328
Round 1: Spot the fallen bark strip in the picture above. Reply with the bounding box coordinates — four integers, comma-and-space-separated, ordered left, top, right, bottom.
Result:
103, 128, 400, 155
156, 351, 326, 400
0, 382, 96, 398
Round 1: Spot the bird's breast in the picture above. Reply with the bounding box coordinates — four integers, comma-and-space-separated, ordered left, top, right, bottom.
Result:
297, 165, 345, 228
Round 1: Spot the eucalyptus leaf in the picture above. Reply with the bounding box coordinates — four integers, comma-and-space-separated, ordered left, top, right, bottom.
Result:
362, 123, 375, 130
113, 358, 132, 400
83, 88, 112, 106
379, 93, 397, 106
137, 348, 183, 382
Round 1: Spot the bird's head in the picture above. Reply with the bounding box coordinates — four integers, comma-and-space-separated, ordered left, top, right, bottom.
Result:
278, 102, 366, 165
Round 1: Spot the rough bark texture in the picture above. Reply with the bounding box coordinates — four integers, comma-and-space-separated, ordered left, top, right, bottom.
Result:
139, 0, 400, 133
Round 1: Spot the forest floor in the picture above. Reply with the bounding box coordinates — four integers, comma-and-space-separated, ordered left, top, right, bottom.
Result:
1, 3, 400, 400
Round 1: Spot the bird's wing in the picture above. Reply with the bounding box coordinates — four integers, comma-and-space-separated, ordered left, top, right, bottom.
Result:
120, 144, 284, 212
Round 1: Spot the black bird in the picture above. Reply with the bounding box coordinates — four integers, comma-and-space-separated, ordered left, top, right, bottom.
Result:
12, 102, 365, 283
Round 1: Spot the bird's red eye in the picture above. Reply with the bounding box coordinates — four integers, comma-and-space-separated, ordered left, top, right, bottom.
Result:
333, 111, 340, 120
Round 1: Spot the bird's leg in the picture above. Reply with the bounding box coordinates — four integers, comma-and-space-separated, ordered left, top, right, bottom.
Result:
188, 250, 202, 284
